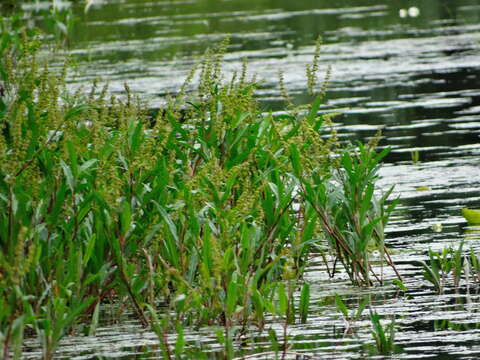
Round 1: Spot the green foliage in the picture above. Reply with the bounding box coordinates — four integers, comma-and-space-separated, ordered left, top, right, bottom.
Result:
300, 141, 400, 286
470, 248, 480, 284
299, 283, 310, 324
461, 208, 480, 225
334, 295, 368, 336
370, 310, 396, 355
419, 239, 479, 294
0, 19, 396, 358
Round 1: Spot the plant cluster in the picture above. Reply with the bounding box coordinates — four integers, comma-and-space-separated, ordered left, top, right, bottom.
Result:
420, 240, 480, 294
369, 310, 396, 355
0, 17, 399, 360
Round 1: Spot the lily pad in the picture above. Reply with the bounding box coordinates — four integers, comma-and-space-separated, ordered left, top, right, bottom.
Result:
461, 208, 480, 224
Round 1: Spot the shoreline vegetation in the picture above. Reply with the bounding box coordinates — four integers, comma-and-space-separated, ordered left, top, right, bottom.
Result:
0, 9, 400, 360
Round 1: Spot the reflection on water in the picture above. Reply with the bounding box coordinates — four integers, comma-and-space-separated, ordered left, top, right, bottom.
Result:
21, 0, 480, 358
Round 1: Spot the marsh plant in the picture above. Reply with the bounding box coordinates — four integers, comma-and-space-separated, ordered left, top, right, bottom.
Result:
1, 0, 78, 46
335, 295, 368, 336
334, 295, 398, 356
0, 17, 398, 359
369, 310, 396, 355
420, 239, 480, 294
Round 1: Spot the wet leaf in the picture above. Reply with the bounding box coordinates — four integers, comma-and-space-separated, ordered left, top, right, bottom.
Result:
415, 186, 431, 191
462, 208, 480, 225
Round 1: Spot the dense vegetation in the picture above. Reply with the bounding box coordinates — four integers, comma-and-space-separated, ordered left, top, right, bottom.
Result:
0, 12, 401, 360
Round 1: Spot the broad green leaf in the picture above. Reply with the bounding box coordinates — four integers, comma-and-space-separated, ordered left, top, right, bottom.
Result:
462, 208, 480, 225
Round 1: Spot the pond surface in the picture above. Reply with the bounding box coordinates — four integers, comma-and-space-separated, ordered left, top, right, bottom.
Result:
22, 0, 480, 358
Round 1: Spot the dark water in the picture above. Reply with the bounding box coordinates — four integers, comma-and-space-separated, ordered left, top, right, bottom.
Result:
21, 0, 480, 358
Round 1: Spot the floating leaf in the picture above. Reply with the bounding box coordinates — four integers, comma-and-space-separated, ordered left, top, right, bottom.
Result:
415, 186, 431, 191
462, 208, 480, 225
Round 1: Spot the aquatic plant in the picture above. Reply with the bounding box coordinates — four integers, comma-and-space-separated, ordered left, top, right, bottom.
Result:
370, 310, 396, 355
2, 0, 77, 46
461, 208, 480, 225
334, 296, 398, 355
469, 248, 480, 284
335, 295, 368, 336
0, 15, 397, 359
420, 248, 452, 294
299, 142, 401, 286
420, 240, 469, 294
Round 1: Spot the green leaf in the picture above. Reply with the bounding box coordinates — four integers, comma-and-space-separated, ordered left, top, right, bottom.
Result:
88, 302, 100, 336
277, 283, 288, 316
307, 96, 322, 124
374, 146, 391, 164
251, 289, 264, 321
64, 104, 96, 121
128, 120, 144, 157
299, 283, 310, 324
355, 297, 369, 320
58, 297, 94, 335
290, 143, 302, 178
66, 141, 78, 178
419, 260, 442, 293
462, 208, 480, 225
154, 202, 179, 243
268, 328, 279, 351
79, 159, 98, 174
60, 160, 75, 192
120, 201, 132, 237
83, 234, 96, 265
77, 203, 92, 225
392, 279, 407, 292
335, 294, 348, 317
175, 322, 185, 357
360, 182, 374, 219
201, 229, 213, 275
226, 272, 238, 315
